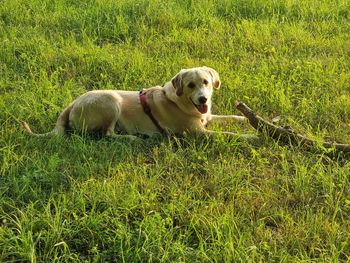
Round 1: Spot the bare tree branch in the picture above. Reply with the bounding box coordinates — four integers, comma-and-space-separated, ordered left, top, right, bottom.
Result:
235, 101, 350, 153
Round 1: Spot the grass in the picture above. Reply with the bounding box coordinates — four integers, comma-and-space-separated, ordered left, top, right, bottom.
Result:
1, 0, 350, 261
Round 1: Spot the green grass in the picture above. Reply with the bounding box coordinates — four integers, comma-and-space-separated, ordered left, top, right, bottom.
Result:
1, 0, 350, 261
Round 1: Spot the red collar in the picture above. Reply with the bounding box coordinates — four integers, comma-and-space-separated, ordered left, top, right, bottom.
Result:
139, 90, 167, 135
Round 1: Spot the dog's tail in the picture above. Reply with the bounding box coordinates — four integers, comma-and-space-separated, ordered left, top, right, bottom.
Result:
22, 104, 73, 137
21, 121, 60, 137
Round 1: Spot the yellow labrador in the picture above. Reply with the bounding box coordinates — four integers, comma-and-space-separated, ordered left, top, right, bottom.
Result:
23, 67, 249, 139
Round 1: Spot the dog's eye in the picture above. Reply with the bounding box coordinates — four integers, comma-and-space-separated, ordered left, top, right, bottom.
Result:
203, 79, 208, 85
188, 82, 196, 89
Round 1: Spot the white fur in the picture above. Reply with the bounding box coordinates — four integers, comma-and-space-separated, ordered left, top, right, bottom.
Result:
23, 67, 248, 138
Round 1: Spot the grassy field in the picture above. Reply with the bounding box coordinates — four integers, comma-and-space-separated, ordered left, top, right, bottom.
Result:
1, 0, 350, 261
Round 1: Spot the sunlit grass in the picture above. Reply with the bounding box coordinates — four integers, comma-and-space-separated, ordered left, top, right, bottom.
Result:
1, 0, 350, 261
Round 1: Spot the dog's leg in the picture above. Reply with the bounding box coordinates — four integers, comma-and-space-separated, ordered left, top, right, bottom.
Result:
107, 133, 141, 141
105, 123, 141, 141
209, 115, 248, 124
204, 129, 259, 142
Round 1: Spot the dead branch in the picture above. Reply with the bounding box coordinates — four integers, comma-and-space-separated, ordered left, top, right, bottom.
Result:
235, 101, 350, 153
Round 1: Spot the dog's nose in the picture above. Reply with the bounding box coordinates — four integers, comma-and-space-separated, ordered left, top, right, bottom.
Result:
198, 96, 207, 104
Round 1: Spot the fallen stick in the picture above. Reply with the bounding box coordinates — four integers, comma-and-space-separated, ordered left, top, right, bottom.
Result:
235, 101, 350, 153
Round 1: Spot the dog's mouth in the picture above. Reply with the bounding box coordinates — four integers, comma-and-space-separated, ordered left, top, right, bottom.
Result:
191, 99, 208, 114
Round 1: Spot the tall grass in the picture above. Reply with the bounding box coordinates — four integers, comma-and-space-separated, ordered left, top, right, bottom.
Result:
1, 0, 350, 261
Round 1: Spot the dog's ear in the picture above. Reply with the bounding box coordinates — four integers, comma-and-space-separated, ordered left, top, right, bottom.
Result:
203, 66, 221, 89
171, 71, 184, 96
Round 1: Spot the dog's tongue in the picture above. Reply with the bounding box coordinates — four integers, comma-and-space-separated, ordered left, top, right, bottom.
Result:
197, 104, 208, 114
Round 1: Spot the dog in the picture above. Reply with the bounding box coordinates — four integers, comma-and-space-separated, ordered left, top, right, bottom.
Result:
23, 66, 251, 139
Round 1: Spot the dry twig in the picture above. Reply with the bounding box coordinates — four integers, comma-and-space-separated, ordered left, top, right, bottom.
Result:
235, 101, 350, 153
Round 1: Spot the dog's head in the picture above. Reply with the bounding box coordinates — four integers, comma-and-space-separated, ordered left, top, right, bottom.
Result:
171, 66, 221, 114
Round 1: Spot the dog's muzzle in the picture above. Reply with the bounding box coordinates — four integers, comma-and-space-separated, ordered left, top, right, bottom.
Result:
191, 97, 208, 114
